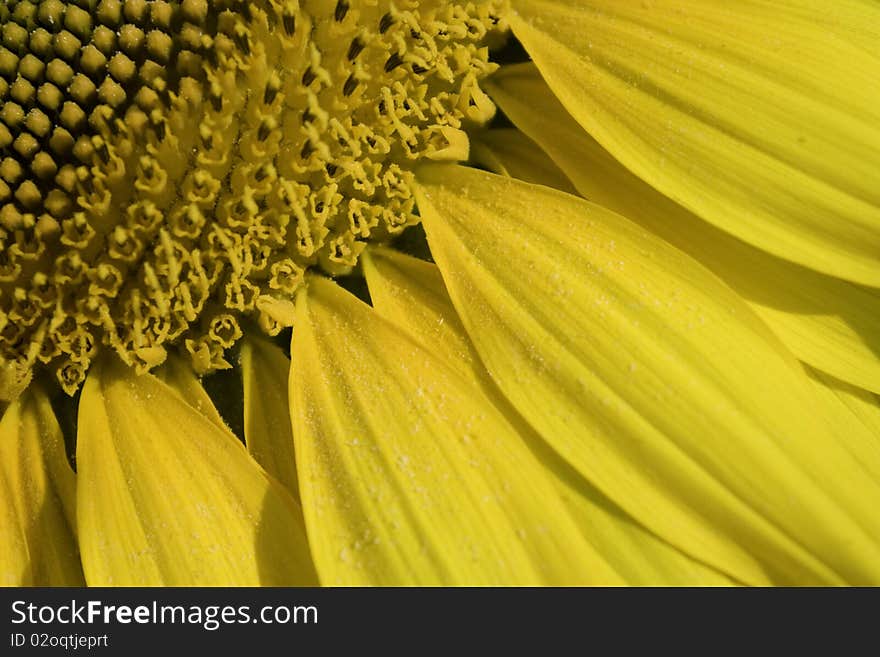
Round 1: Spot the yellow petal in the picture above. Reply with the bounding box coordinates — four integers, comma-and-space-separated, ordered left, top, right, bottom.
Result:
508, 0, 880, 286
818, 376, 880, 439
471, 129, 577, 195
362, 248, 476, 382
806, 369, 880, 480
486, 65, 880, 394
363, 247, 734, 585
241, 336, 300, 497
415, 164, 880, 585
0, 388, 83, 586
77, 357, 317, 586
290, 276, 621, 585
154, 354, 230, 433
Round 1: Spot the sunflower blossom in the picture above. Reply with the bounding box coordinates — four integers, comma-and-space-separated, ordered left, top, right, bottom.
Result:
1, 0, 878, 586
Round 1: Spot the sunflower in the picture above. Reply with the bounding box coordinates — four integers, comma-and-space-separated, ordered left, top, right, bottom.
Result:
1, 0, 878, 586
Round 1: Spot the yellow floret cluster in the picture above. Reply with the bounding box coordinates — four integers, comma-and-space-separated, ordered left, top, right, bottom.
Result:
0, 0, 506, 398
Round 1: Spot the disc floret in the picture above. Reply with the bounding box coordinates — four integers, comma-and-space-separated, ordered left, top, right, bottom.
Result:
0, 0, 506, 397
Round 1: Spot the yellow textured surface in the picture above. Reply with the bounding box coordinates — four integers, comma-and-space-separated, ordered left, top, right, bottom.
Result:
0, 0, 504, 397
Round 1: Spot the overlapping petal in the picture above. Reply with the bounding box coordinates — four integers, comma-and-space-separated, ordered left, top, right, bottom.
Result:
241, 337, 301, 497
290, 275, 622, 585
415, 164, 880, 585
508, 0, 880, 286
363, 247, 734, 585
0, 387, 83, 586
472, 129, 578, 196
155, 355, 229, 433
362, 248, 476, 381
485, 64, 880, 393
807, 370, 880, 472
77, 357, 316, 586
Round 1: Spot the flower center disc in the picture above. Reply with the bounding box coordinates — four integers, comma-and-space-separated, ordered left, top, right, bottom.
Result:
0, 0, 505, 397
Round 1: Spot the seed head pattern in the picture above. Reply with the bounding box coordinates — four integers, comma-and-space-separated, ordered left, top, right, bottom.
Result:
0, 0, 505, 398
